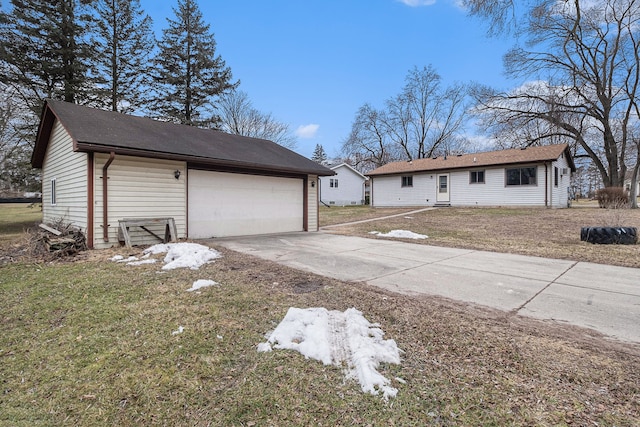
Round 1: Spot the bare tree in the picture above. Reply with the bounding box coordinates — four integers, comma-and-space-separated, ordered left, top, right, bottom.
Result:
217, 90, 297, 149
0, 85, 39, 193
343, 66, 469, 168
467, 0, 640, 195
341, 104, 398, 173
382, 66, 468, 160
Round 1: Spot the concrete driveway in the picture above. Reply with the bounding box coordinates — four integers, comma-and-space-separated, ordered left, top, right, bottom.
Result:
215, 232, 640, 344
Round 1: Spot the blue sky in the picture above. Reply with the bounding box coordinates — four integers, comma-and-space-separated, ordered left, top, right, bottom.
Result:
139, 0, 516, 158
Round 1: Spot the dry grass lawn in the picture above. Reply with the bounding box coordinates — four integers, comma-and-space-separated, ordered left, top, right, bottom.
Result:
1, 203, 639, 425
320, 203, 640, 268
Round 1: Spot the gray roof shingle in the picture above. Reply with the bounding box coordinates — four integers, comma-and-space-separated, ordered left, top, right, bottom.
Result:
32, 100, 333, 176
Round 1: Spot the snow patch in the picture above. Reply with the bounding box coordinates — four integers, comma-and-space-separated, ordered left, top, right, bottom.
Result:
113, 255, 139, 263
126, 259, 157, 266
187, 279, 219, 292
143, 243, 222, 270
259, 307, 402, 399
370, 229, 428, 239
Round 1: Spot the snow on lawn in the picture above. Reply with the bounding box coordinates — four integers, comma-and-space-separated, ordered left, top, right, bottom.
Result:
370, 230, 428, 239
140, 242, 222, 270
187, 279, 219, 292
258, 307, 402, 399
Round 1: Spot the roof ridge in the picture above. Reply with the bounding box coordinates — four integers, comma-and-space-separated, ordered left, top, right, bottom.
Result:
367, 144, 571, 176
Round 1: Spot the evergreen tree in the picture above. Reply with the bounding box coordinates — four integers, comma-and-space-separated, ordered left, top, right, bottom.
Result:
0, 0, 94, 108
91, 0, 155, 112
311, 144, 328, 165
150, 0, 236, 126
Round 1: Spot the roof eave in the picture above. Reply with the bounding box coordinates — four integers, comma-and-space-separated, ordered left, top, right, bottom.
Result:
74, 142, 334, 176
31, 102, 55, 168
367, 157, 567, 177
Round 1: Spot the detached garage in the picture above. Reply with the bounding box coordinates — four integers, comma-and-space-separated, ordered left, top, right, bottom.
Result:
31, 100, 333, 249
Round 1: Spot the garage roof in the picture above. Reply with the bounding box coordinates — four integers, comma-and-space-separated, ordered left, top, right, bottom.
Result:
367, 144, 575, 176
32, 100, 333, 176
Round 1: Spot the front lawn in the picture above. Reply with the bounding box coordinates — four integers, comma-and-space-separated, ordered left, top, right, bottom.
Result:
1, 243, 639, 426
1, 203, 639, 425
321, 205, 640, 268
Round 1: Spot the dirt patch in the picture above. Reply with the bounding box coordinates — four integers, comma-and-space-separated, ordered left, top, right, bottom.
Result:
291, 281, 325, 294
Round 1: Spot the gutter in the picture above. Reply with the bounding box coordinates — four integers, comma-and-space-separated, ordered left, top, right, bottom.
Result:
102, 152, 115, 241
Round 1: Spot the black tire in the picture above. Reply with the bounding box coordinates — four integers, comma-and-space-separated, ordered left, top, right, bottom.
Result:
580, 227, 638, 244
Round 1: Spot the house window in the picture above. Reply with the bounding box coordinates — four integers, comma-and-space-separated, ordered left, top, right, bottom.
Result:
330, 179, 339, 188
401, 176, 413, 187
554, 167, 559, 187
506, 167, 537, 186
470, 170, 485, 184
50, 178, 57, 205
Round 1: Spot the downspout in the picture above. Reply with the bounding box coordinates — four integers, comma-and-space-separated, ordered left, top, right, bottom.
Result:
87, 153, 94, 249
103, 152, 115, 241
544, 163, 549, 208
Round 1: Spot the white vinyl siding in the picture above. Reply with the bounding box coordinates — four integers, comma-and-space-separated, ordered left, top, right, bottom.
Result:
451, 166, 545, 206
93, 154, 186, 249
308, 175, 319, 231
372, 162, 571, 208
188, 170, 304, 238
320, 164, 366, 206
549, 155, 571, 208
372, 173, 437, 206
41, 120, 88, 230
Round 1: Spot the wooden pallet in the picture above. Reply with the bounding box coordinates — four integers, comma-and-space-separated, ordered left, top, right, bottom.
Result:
118, 217, 178, 248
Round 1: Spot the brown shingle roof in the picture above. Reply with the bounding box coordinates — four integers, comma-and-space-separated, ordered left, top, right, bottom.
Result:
32, 100, 333, 176
367, 144, 575, 176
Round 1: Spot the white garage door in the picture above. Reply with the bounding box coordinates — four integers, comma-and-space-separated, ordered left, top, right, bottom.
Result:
188, 170, 304, 238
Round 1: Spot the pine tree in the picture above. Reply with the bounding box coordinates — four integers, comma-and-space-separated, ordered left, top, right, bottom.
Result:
150, 0, 236, 126
0, 0, 94, 107
91, 0, 155, 112
311, 144, 328, 165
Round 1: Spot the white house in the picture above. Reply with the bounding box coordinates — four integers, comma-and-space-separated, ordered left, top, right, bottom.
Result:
31, 100, 333, 249
624, 171, 640, 198
367, 144, 575, 208
320, 163, 368, 206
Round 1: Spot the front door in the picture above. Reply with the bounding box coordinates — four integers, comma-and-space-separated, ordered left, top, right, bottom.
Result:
436, 174, 450, 203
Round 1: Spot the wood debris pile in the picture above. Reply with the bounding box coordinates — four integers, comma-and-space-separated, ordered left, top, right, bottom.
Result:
33, 221, 87, 258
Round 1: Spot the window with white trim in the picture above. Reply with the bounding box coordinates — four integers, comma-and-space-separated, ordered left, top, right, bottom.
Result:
470, 170, 485, 184
401, 176, 413, 187
506, 167, 537, 186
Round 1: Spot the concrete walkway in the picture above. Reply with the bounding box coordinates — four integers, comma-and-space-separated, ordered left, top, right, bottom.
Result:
215, 232, 640, 344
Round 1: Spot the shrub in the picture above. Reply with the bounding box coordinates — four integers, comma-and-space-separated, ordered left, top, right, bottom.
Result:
596, 187, 629, 208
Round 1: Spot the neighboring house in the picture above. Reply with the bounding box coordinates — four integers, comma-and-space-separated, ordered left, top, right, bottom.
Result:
367, 144, 576, 208
624, 170, 640, 197
320, 163, 368, 206
31, 100, 333, 249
